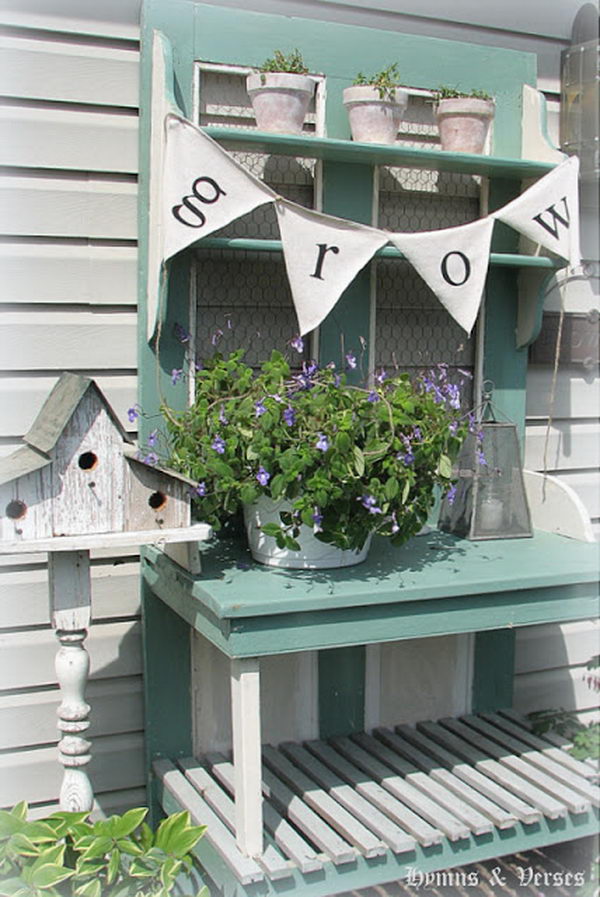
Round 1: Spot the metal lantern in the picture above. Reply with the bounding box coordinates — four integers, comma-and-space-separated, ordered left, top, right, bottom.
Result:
439, 417, 533, 541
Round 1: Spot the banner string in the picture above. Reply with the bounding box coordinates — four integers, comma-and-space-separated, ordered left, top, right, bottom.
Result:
541, 273, 566, 490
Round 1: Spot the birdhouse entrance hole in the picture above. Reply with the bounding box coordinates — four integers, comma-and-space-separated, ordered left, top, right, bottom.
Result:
148, 491, 167, 511
78, 451, 98, 471
5, 499, 27, 520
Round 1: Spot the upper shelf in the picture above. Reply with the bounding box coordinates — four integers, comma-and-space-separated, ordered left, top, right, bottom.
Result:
203, 126, 557, 180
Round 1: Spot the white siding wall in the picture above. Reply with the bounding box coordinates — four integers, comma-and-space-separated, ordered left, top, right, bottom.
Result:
0, 0, 144, 816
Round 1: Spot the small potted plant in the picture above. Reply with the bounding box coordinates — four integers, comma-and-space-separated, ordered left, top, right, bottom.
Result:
159, 347, 470, 569
343, 63, 409, 144
246, 48, 315, 135
433, 86, 495, 154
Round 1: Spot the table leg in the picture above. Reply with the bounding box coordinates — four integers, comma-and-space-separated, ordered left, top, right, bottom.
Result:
230, 657, 263, 857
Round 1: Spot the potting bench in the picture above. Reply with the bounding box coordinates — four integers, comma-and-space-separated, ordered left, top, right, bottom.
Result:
138, 3, 599, 894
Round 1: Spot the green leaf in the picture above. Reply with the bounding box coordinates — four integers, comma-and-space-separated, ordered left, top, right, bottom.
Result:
106, 847, 120, 885
30, 862, 75, 889
75, 880, 102, 897
284, 536, 301, 551
401, 479, 411, 503
240, 484, 259, 504
353, 446, 365, 476
437, 453, 453, 479
335, 432, 351, 453
261, 523, 282, 537
384, 477, 399, 500
270, 474, 286, 499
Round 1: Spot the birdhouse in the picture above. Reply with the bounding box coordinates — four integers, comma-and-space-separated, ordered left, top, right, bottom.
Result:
0, 372, 198, 546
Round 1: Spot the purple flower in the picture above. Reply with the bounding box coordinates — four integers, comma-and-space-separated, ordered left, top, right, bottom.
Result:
174, 322, 191, 343
375, 368, 388, 384
345, 352, 357, 370
256, 466, 270, 486
412, 426, 422, 441
212, 435, 226, 454
449, 420, 459, 435
290, 335, 304, 354
367, 390, 380, 403
476, 448, 487, 466
193, 482, 207, 497
312, 507, 323, 532
127, 406, 138, 423
171, 368, 184, 386
142, 451, 159, 466
283, 406, 296, 427
446, 484, 457, 506
402, 451, 415, 465
444, 382, 461, 410
147, 429, 158, 448
255, 400, 267, 417
316, 433, 329, 452
219, 404, 228, 424
390, 512, 400, 534
211, 329, 223, 346
360, 495, 383, 514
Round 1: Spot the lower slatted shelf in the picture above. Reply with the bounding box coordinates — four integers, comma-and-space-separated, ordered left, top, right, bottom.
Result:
154, 710, 600, 897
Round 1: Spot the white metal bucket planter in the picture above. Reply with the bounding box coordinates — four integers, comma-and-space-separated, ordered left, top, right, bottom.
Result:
246, 72, 315, 134
343, 85, 408, 144
243, 496, 372, 568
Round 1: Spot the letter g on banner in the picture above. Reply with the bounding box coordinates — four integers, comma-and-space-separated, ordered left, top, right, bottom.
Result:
171, 176, 227, 228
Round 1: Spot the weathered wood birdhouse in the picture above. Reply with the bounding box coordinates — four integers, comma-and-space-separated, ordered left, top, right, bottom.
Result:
0, 372, 196, 547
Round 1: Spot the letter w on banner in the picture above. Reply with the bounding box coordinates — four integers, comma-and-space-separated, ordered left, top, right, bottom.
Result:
389, 217, 495, 335
494, 155, 581, 268
275, 200, 388, 336
162, 113, 276, 262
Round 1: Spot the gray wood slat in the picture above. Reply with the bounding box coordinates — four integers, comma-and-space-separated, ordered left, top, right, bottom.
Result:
260, 762, 357, 866
178, 759, 293, 882
153, 759, 264, 886
263, 744, 386, 858
375, 727, 516, 830
280, 741, 416, 855
428, 720, 567, 819
353, 732, 493, 835
401, 725, 541, 824
305, 740, 443, 847
495, 710, 600, 779
330, 736, 469, 842
205, 754, 322, 874
461, 717, 598, 809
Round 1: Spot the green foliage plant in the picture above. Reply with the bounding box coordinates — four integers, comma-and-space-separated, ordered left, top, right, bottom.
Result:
352, 63, 402, 100
160, 349, 470, 553
0, 803, 208, 897
433, 85, 493, 102
258, 49, 308, 75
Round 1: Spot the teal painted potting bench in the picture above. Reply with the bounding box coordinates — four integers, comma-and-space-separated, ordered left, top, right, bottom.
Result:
138, 3, 599, 893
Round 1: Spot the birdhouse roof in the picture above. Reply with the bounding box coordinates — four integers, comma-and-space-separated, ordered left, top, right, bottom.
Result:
123, 449, 200, 488
0, 444, 50, 488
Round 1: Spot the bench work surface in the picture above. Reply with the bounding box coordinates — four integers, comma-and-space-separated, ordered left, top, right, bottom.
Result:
143, 530, 599, 658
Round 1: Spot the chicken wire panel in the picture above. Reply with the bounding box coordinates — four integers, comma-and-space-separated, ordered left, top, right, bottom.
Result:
214, 181, 313, 240
194, 249, 301, 367
396, 94, 439, 150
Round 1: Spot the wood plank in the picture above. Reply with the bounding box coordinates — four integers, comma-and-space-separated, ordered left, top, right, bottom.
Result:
0, 106, 138, 174
526, 367, 600, 419
0, 375, 137, 440
464, 715, 600, 806
0, 676, 143, 750
0, 560, 140, 628
457, 716, 594, 813
153, 759, 264, 886
515, 621, 600, 674
0, 732, 144, 806
0, 620, 142, 689
230, 658, 262, 858
305, 740, 443, 847
525, 421, 600, 472
400, 724, 541, 824
0, 311, 137, 371
375, 727, 516, 829
514, 667, 600, 716
0, 176, 137, 240
331, 735, 470, 842
0, 34, 139, 108
0, 243, 137, 306
207, 755, 322, 874
280, 741, 416, 854
497, 709, 600, 777
0, 524, 211, 555
259, 761, 356, 865
178, 759, 293, 882
352, 732, 493, 835
262, 744, 386, 857
429, 719, 567, 819
0, 0, 140, 39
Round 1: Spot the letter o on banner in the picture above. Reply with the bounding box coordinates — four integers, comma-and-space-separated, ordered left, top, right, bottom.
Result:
441, 251, 471, 286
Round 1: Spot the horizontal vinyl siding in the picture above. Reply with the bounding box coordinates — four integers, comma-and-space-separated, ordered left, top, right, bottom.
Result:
0, 6, 142, 817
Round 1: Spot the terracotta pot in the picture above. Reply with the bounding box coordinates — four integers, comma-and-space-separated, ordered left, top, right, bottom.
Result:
246, 72, 315, 135
343, 85, 409, 144
243, 497, 372, 569
435, 97, 495, 154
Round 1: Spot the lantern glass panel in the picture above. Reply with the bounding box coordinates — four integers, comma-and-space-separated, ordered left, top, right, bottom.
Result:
439, 422, 532, 540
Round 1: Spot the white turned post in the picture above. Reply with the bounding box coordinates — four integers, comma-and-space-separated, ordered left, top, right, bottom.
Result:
49, 550, 93, 813
230, 658, 263, 857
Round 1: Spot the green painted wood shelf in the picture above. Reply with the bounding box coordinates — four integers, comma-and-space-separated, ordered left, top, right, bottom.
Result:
142, 530, 599, 659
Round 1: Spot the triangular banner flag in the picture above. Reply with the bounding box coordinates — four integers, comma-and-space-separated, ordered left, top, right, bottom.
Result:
494, 155, 581, 268
388, 217, 495, 334
275, 200, 389, 335
162, 113, 276, 263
